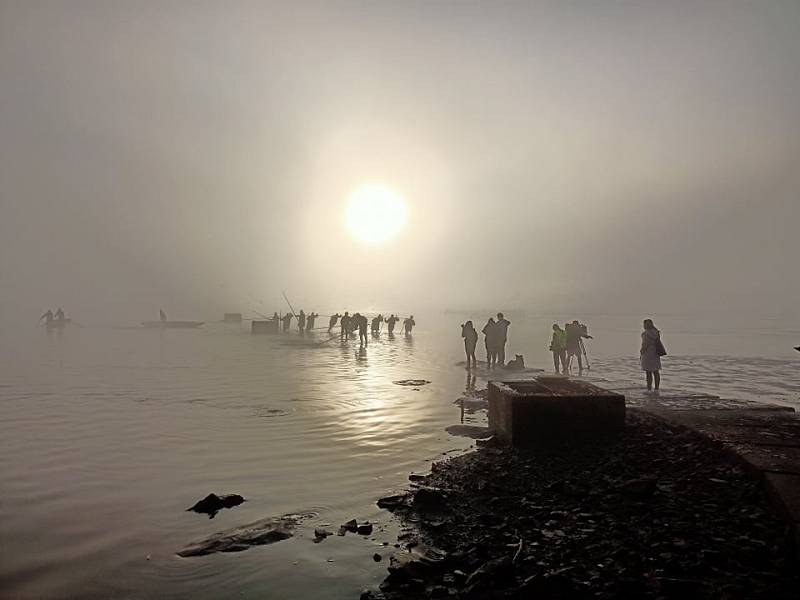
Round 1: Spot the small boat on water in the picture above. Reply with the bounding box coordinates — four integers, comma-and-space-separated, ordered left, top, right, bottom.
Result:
141, 321, 204, 329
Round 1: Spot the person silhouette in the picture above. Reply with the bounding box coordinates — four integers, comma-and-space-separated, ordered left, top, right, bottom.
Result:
494, 312, 511, 366
403, 315, 415, 335
461, 321, 478, 369
328, 313, 340, 332
482, 317, 497, 368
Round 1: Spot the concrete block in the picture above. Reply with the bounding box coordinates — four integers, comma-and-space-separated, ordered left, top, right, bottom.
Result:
251, 319, 278, 334
488, 378, 625, 449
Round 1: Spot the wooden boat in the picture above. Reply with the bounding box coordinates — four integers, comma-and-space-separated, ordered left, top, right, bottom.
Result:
141, 321, 204, 329
45, 318, 72, 329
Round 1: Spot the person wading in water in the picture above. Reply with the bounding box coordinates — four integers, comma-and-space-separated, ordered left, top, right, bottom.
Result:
640, 318, 666, 392
461, 321, 478, 369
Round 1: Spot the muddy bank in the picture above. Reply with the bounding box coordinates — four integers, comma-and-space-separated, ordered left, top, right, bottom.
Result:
370, 410, 797, 599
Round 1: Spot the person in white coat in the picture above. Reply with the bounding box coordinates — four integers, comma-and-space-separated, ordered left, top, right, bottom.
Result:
640, 319, 665, 392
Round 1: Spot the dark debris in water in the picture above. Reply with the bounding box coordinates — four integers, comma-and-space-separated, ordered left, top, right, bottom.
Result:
394, 380, 432, 387
186, 493, 245, 519
370, 410, 798, 599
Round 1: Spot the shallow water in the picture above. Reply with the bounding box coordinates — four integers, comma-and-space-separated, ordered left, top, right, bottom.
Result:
0, 313, 797, 598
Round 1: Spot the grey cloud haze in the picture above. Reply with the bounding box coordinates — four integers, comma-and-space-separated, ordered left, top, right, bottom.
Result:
1, 1, 798, 324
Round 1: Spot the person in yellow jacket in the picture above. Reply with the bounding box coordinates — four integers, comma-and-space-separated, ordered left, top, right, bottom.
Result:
549, 323, 567, 374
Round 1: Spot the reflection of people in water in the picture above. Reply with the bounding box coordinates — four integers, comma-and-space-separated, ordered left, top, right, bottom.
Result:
340, 312, 351, 340
40, 309, 54, 323
386, 314, 398, 334
281, 312, 293, 332
159, 309, 167, 322
328, 313, 340, 332
461, 321, 478, 369
298, 310, 306, 332
460, 370, 476, 424
403, 315, 415, 335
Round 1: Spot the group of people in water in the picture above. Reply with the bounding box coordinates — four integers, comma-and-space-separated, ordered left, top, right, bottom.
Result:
39, 307, 67, 324
461, 314, 667, 391
549, 321, 593, 374
461, 313, 513, 369
268, 310, 415, 346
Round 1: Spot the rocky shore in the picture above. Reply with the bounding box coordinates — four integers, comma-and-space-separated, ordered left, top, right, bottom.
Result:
368, 410, 798, 599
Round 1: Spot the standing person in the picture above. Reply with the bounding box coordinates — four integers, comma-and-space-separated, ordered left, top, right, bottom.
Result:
298, 310, 306, 332
281, 312, 293, 332
306, 312, 317, 331
355, 313, 368, 346
340, 312, 351, 340
482, 317, 497, 368
461, 321, 478, 369
403, 315, 416, 335
549, 324, 567, 374
640, 318, 665, 392
40, 309, 54, 323
494, 313, 511, 366
565, 320, 590, 373
272, 312, 279, 321
371, 314, 384, 334
386, 314, 398, 334
158, 309, 166, 322
328, 313, 340, 332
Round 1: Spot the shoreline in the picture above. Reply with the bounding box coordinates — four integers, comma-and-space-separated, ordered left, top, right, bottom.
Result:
366, 389, 800, 599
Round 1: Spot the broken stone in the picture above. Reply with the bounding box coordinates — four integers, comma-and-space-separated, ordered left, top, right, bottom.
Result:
342, 519, 358, 532
177, 516, 295, 557
358, 522, 374, 535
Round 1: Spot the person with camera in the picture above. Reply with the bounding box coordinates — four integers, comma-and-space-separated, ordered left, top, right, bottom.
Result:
565, 320, 592, 373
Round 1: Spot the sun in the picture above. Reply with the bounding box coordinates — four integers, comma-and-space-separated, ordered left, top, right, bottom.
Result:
345, 183, 407, 244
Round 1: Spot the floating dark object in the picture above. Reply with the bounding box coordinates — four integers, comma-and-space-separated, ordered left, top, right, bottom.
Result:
393, 379, 431, 387
795, 346, 799, 352
142, 321, 204, 329
187, 493, 245, 518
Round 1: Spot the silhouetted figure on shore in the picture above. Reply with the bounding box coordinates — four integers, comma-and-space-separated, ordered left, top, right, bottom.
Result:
306, 312, 317, 331
550, 323, 567, 374
159, 309, 167, 322
40, 309, 54, 323
298, 310, 306, 332
482, 317, 498, 368
386, 314, 399, 334
272, 312, 279, 321
461, 321, 478, 369
641, 318, 665, 392
403, 315, 415, 335
340, 312, 351, 340
371, 314, 384, 334
566, 320, 592, 373
328, 313, 340, 332
494, 312, 511, 365
281, 312, 293, 332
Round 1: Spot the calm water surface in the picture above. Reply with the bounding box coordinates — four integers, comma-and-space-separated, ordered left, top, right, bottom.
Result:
1, 312, 797, 598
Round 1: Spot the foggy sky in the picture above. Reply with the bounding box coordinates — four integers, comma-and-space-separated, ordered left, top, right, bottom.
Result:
1, 1, 799, 324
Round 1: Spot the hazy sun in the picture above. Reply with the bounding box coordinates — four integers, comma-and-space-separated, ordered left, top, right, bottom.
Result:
345, 183, 407, 244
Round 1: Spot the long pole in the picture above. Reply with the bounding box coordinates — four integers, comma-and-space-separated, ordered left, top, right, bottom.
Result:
281, 291, 297, 317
